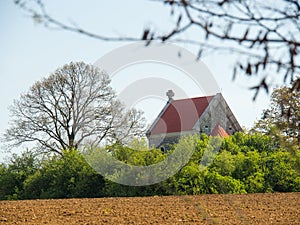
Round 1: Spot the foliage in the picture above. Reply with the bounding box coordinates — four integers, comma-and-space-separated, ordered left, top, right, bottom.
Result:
263, 151, 300, 192
0, 150, 39, 200
253, 85, 300, 145
111, 139, 166, 166
0, 132, 299, 200
204, 171, 246, 194
23, 149, 105, 199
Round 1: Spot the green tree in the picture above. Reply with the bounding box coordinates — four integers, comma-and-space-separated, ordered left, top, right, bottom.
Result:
253, 85, 300, 145
111, 138, 166, 166
171, 162, 206, 195
204, 171, 246, 194
85, 139, 169, 197
23, 149, 105, 199
0, 150, 38, 200
210, 150, 236, 176
263, 151, 300, 192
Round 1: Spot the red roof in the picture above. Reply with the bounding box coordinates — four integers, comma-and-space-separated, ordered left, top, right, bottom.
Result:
150, 95, 215, 135
210, 124, 229, 138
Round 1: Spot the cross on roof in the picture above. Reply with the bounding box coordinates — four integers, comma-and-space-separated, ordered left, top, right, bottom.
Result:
166, 90, 175, 100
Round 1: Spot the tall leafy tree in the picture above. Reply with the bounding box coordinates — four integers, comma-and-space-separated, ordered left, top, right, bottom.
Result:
253, 84, 300, 144
3, 62, 145, 154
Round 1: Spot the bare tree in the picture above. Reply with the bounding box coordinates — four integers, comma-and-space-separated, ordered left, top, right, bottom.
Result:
13, 0, 300, 99
3, 62, 145, 154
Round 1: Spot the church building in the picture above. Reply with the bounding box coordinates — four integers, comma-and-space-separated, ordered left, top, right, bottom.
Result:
146, 90, 242, 151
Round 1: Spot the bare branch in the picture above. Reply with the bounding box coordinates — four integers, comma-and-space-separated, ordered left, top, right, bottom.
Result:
3, 62, 146, 154
13, 0, 300, 99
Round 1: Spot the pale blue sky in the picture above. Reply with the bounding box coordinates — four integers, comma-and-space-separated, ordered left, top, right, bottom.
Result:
0, 0, 278, 161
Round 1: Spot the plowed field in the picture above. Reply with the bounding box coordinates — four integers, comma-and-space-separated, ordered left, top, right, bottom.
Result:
0, 193, 299, 224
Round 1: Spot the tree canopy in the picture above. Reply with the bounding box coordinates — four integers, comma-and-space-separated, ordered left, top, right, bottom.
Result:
0, 132, 299, 200
3, 62, 145, 154
253, 84, 300, 145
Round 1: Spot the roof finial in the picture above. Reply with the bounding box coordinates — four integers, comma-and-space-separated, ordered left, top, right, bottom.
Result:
166, 90, 175, 100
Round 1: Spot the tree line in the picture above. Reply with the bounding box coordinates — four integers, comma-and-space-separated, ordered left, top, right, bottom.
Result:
0, 132, 299, 200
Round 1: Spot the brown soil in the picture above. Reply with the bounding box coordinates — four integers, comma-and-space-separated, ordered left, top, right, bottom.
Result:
0, 193, 299, 225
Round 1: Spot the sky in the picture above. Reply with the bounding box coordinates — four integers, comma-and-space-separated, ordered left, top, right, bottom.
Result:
0, 0, 277, 161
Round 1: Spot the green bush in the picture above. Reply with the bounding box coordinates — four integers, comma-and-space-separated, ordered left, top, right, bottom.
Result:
23, 149, 105, 199
0, 133, 299, 199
